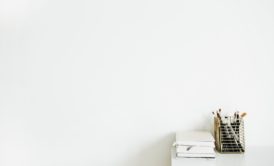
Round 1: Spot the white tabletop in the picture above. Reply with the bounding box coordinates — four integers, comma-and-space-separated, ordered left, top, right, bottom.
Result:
171, 147, 274, 166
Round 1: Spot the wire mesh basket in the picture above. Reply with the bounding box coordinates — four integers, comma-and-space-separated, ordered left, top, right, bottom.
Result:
214, 116, 245, 153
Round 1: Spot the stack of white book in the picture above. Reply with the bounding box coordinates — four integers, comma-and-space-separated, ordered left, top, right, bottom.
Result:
173, 131, 215, 158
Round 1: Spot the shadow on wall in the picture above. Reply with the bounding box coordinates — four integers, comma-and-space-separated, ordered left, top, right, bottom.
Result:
121, 114, 213, 166
192, 113, 214, 134
122, 133, 175, 166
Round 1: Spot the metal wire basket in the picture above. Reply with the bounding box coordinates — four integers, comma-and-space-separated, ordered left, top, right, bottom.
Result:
214, 116, 245, 153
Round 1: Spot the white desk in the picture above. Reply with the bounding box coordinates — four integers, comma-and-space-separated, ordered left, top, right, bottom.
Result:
171, 147, 274, 166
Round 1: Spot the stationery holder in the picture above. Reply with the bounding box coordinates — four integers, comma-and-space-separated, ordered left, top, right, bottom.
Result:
214, 117, 245, 153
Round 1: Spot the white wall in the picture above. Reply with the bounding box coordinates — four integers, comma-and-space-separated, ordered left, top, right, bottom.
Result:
1, 0, 274, 166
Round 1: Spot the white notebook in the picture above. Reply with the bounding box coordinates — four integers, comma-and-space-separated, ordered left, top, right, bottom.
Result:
176, 146, 215, 154
174, 131, 215, 147
176, 153, 215, 158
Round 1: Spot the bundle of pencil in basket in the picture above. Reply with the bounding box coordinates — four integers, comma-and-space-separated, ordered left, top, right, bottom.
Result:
213, 109, 247, 153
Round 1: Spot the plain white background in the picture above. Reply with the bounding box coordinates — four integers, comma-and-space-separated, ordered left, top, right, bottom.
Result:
1, 0, 274, 166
